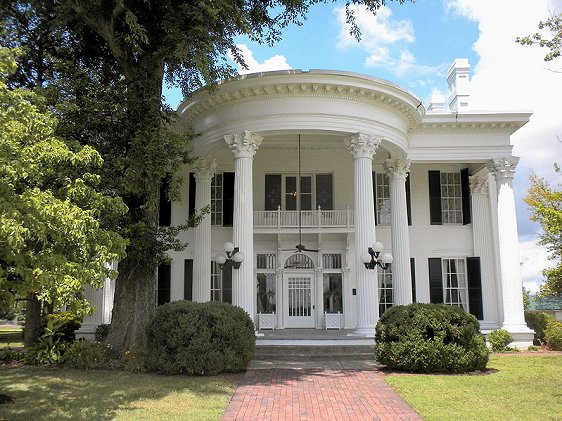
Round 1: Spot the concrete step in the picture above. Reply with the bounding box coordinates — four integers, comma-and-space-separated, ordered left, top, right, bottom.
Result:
254, 345, 375, 361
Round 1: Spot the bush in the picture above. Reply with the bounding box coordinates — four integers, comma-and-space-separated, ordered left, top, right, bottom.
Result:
488, 329, 514, 352
64, 340, 106, 369
375, 303, 489, 373
42, 311, 82, 343
525, 311, 552, 345
544, 321, 562, 351
95, 324, 110, 342
0, 348, 26, 363
145, 301, 256, 375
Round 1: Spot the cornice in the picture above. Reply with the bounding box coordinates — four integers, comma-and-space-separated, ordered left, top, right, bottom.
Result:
410, 121, 527, 135
181, 81, 423, 129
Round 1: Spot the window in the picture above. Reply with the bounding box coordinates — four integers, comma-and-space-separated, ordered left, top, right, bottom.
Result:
257, 254, 276, 314
378, 265, 393, 315
440, 172, 463, 224
211, 174, 223, 226
323, 253, 343, 314
265, 174, 333, 211
157, 264, 171, 306
375, 173, 391, 225
442, 258, 468, 310
210, 262, 232, 303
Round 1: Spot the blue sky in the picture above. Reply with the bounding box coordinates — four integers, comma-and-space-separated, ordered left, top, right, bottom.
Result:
165, 0, 562, 293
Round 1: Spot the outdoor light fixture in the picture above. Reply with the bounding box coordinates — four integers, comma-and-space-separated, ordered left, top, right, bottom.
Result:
360, 242, 393, 270
215, 242, 245, 270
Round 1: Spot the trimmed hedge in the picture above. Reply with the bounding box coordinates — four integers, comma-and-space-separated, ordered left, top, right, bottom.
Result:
145, 300, 255, 375
375, 303, 489, 373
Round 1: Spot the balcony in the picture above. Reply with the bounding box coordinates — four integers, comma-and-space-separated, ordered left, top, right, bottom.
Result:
253, 208, 354, 231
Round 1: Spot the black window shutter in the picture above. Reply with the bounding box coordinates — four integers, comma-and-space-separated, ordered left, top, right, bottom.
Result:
222, 266, 232, 304
223, 172, 235, 226
428, 171, 442, 225
372, 172, 378, 225
159, 175, 172, 227
410, 257, 416, 303
461, 168, 471, 225
188, 173, 196, 217
265, 174, 282, 210
157, 264, 171, 305
467, 257, 483, 320
428, 258, 443, 303
316, 174, 333, 210
406, 173, 412, 226
184, 259, 193, 301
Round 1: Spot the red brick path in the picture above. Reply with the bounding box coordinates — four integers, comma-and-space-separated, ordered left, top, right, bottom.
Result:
222, 369, 422, 421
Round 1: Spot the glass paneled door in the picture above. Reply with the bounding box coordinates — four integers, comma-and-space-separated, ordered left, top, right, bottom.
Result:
283, 271, 315, 328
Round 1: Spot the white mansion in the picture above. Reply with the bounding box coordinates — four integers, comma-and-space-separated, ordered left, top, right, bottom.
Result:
82, 59, 534, 345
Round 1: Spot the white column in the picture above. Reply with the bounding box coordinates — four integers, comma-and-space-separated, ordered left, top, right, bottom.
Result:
489, 157, 530, 333
225, 131, 263, 323
470, 173, 499, 326
345, 132, 382, 336
192, 159, 216, 302
384, 159, 412, 305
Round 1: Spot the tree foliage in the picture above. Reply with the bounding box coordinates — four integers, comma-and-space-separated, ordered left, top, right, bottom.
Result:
516, 12, 562, 62
0, 47, 127, 314
525, 165, 562, 297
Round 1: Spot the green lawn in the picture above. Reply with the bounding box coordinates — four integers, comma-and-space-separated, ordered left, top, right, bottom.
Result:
0, 366, 239, 421
386, 354, 562, 421
0, 326, 23, 349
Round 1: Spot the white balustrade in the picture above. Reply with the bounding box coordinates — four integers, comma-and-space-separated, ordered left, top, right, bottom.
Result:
253, 209, 354, 228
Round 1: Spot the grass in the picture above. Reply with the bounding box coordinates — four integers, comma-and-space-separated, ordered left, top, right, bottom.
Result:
0, 366, 239, 420
0, 325, 23, 349
386, 354, 562, 421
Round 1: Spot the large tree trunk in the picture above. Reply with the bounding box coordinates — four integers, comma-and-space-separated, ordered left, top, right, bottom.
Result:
23, 294, 41, 347
105, 256, 156, 352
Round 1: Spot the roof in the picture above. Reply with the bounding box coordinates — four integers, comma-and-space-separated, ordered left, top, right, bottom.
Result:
531, 295, 562, 311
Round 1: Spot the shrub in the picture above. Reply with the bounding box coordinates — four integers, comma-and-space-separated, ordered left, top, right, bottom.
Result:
0, 348, 26, 363
42, 311, 82, 343
525, 311, 552, 345
64, 340, 106, 370
95, 324, 110, 342
375, 303, 489, 373
544, 321, 562, 351
488, 329, 514, 352
145, 300, 256, 375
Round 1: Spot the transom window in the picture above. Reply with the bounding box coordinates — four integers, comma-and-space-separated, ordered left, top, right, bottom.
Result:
443, 258, 468, 310
378, 265, 393, 316
375, 173, 391, 225
211, 174, 223, 226
440, 173, 463, 224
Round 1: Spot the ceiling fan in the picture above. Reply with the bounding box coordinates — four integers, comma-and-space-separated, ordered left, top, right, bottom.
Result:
283, 134, 319, 253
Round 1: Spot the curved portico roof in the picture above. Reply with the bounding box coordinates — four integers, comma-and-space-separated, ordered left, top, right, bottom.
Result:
177, 70, 425, 158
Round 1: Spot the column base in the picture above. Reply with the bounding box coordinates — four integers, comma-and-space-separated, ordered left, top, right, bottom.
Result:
349, 326, 376, 338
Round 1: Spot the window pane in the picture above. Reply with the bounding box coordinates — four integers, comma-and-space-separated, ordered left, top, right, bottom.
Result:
316, 174, 333, 210
378, 265, 393, 315
257, 273, 276, 313
286, 177, 297, 210
323, 273, 343, 313
265, 174, 282, 210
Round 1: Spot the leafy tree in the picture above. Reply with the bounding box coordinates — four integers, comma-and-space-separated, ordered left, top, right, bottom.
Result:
0, 48, 127, 345
525, 165, 562, 297
1, 0, 412, 352
516, 12, 562, 62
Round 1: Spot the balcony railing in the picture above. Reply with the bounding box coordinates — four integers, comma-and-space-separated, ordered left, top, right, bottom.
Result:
253, 207, 354, 229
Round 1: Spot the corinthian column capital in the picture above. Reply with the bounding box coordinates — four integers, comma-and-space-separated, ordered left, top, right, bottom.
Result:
224, 130, 263, 158
469, 174, 489, 194
489, 157, 520, 180
192, 158, 217, 182
384, 159, 411, 180
345, 132, 382, 159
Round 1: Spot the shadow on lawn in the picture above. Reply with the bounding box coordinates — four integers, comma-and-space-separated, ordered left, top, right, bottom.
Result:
0, 366, 240, 421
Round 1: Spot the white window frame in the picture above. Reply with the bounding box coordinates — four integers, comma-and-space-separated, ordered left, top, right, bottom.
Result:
440, 172, 463, 224
210, 261, 223, 302
256, 253, 277, 314
378, 265, 393, 315
375, 173, 391, 225
322, 253, 343, 314
442, 258, 468, 311
211, 173, 223, 226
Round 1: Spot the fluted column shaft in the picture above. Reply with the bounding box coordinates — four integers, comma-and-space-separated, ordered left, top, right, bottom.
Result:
345, 133, 381, 336
192, 159, 216, 302
489, 157, 528, 331
470, 173, 498, 324
385, 159, 412, 305
225, 131, 263, 324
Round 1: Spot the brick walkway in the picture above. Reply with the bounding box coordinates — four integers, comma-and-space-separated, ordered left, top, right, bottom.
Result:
222, 369, 422, 421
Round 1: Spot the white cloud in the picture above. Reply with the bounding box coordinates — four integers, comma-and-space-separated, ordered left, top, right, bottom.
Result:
335, 5, 439, 76
446, 0, 562, 286
229, 44, 291, 75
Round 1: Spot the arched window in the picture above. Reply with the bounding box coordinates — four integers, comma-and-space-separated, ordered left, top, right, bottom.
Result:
284, 254, 315, 269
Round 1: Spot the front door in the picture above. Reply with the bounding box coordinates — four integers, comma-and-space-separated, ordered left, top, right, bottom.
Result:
283, 271, 315, 328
